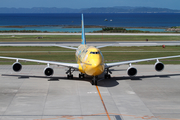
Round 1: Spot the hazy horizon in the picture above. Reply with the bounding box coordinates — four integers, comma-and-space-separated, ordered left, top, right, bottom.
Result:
1, 0, 180, 10
0, 6, 179, 10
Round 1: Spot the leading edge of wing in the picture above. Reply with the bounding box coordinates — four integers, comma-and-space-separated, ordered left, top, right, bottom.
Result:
54, 44, 78, 50
105, 55, 180, 68
96, 44, 113, 49
0, 56, 79, 69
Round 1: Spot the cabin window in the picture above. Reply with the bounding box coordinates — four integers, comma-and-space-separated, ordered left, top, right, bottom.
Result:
90, 52, 100, 54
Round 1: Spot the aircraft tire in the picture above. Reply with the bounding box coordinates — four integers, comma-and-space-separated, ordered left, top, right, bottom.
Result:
67, 75, 73, 79
79, 74, 84, 79
95, 80, 97, 85
105, 74, 111, 79
91, 80, 94, 85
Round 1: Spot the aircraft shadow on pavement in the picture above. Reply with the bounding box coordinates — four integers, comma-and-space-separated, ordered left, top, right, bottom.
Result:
98, 73, 180, 87
109, 69, 127, 72
1, 73, 180, 87
1, 74, 93, 82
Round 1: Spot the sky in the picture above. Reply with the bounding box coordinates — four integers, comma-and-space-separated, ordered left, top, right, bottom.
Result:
1, 0, 180, 10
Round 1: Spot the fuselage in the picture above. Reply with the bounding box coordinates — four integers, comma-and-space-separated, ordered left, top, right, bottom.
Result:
75, 45, 105, 76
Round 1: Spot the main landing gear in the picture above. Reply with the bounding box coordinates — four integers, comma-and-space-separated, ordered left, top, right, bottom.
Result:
66, 68, 85, 79
66, 68, 74, 79
79, 73, 85, 79
104, 68, 111, 79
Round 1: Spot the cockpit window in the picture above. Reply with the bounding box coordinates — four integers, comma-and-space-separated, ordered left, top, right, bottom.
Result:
90, 52, 100, 54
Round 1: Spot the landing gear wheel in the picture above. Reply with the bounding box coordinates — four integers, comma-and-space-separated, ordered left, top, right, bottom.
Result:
95, 80, 97, 85
92, 76, 98, 85
108, 74, 111, 79
105, 74, 107, 79
67, 75, 69, 79
91, 80, 97, 85
79, 74, 84, 79
91, 80, 94, 85
67, 75, 73, 79
66, 68, 74, 79
105, 74, 111, 79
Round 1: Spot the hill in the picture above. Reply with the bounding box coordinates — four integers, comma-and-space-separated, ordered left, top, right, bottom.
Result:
0, 6, 180, 13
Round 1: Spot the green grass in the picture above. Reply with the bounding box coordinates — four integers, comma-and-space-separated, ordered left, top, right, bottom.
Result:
0, 35, 180, 42
100, 46, 180, 51
0, 46, 73, 51
0, 46, 180, 65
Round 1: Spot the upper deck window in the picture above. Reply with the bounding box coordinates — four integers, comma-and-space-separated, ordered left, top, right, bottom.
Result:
90, 52, 100, 54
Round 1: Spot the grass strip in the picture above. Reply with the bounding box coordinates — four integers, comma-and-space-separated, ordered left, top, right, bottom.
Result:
0, 35, 180, 42
0, 46, 179, 65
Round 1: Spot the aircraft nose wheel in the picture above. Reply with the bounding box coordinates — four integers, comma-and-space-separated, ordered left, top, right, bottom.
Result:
92, 76, 98, 85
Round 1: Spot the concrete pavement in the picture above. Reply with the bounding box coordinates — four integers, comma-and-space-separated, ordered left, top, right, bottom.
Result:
0, 41, 180, 46
0, 65, 180, 120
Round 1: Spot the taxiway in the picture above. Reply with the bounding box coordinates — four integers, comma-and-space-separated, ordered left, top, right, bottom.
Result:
0, 41, 180, 46
0, 65, 180, 120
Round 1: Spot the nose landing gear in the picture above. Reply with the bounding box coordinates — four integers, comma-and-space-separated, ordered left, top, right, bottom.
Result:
92, 76, 98, 85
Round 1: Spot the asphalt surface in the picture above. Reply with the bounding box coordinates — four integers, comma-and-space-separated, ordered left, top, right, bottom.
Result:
0, 41, 180, 46
0, 65, 180, 120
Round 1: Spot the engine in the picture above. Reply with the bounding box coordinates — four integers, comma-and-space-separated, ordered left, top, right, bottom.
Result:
127, 67, 137, 77
44, 67, 54, 76
155, 62, 164, 72
12, 62, 22, 72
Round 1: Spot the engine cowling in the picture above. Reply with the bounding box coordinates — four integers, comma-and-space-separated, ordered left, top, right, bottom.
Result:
155, 62, 164, 72
44, 67, 54, 76
12, 62, 22, 72
127, 67, 137, 77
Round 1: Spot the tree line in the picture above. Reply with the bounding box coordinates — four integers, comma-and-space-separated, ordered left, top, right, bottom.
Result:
94, 27, 151, 33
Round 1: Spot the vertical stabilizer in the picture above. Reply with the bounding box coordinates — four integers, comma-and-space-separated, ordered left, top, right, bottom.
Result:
81, 14, 86, 45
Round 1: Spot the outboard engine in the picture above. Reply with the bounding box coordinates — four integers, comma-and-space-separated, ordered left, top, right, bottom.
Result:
127, 67, 137, 77
155, 62, 164, 72
12, 62, 22, 72
44, 67, 54, 76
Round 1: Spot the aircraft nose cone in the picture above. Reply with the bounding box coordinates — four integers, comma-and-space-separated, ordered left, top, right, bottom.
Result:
92, 59, 101, 67
91, 59, 104, 76
84, 58, 104, 76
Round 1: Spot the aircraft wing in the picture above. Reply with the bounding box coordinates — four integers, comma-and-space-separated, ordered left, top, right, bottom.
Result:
0, 56, 79, 69
96, 44, 113, 49
105, 55, 180, 68
54, 44, 78, 50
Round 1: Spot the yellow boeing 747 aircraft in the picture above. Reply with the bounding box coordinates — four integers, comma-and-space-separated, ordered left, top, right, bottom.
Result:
0, 14, 180, 85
